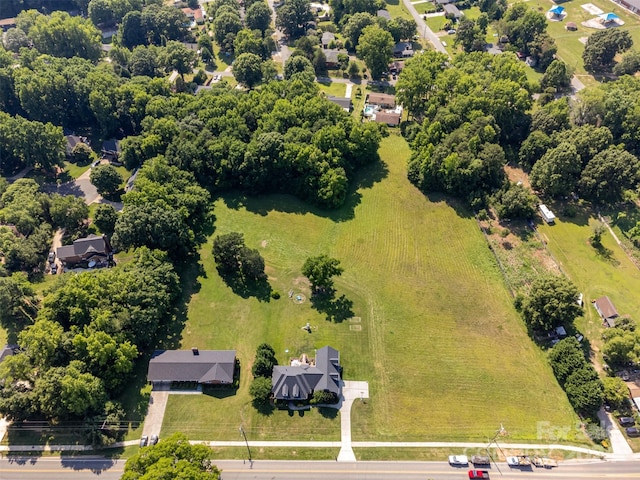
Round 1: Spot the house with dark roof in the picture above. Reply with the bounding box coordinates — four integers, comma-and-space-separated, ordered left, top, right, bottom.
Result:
101, 139, 121, 164
377, 9, 392, 20
593, 296, 619, 327
56, 234, 112, 268
324, 49, 347, 69
443, 4, 462, 18
271, 346, 341, 402
0, 345, 18, 363
327, 95, 352, 111
321, 31, 335, 48
148, 349, 236, 385
393, 42, 414, 58
65, 135, 89, 158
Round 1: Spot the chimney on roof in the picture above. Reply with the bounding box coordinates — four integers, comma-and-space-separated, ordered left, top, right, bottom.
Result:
192, 347, 199, 355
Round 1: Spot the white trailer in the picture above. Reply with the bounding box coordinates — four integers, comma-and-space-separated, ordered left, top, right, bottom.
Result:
539, 204, 555, 224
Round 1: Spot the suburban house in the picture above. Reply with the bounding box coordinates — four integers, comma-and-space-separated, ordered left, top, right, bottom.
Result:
327, 95, 352, 112
181, 7, 204, 26
366, 93, 396, 109
324, 49, 347, 69
321, 31, 335, 49
593, 296, 619, 327
377, 9, 392, 20
65, 134, 89, 158
101, 139, 121, 164
147, 348, 237, 385
271, 346, 342, 402
393, 42, 414, 58
443, 3, 463, 18
0, 18, 16, 32
374, 111, 401, 126
56, 234, 113, 268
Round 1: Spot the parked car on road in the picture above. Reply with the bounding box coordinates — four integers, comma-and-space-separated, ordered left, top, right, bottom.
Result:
619, 417, 635, 427
449, 455, 469, 466
139, 435, 148, 447
471, 455, 491, 466
468, 470, 489, 479
507, 456, 531, 467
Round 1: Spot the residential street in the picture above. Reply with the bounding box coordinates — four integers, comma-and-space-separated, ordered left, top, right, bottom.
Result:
402, 0, 449, 55
42, 167, 100, 205
1, 457, 639, 480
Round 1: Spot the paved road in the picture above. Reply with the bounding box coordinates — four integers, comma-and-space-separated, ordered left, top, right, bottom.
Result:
43, 166, 100, 205
401, 0, 449, 55
1, 458, 639, 480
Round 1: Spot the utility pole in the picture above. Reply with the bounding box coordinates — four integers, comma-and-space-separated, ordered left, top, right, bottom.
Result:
239, 425, 252, 466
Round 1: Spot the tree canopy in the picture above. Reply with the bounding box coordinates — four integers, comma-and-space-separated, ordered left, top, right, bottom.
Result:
302, 255, 343, 292
583, 29, 633, 73
520, 275, 582, 331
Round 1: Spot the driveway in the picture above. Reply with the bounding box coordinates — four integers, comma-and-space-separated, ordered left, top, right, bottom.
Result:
43, 167, 100, 205
598, 408, 633, 457
337, 380, 370, 462
141, 384, 170, 439
401, 0, 449, 55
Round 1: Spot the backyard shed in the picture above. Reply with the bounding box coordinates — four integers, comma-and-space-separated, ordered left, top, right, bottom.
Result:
593, 296, 619, 327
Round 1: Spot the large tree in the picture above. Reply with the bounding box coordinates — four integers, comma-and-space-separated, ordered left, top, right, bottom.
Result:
246, 1, 272, 33
122, 433, 221, 479
521, 275, 582, 331
529, 142, 581, 197
90, 164, 123, 197
284, 55, 315, 81
578, 148, 640, 203
49, 194, 89, 233
541, 59, 572, 90
28, 11, 102, 62
276, 0, 312, 39
93, 204, 118, 236
302, 255, 343, 293
583, 29, 633, 73
395, 50, 447, 118
356, 25, 393, 79
233, 53, 265, 88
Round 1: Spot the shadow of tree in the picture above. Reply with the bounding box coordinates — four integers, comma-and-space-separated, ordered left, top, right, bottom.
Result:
217, 268, 273, 302
310, 291, 354, 323
317, 407, 339, 419
221, 159, 389, 223
252, 399, 275, 415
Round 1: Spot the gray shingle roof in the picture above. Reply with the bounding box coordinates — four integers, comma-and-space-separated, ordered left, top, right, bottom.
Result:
147, 350, 236, 383
56, 234, 111, 263
271, 346, 341, 400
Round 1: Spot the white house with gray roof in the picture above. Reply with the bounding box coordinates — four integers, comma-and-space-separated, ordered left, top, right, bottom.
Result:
271, 346, 341, 401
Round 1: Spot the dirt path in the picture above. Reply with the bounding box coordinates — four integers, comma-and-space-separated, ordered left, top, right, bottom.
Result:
50, 228, 65, 274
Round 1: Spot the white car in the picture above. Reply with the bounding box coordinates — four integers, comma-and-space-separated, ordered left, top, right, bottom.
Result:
449, 455, 469, 466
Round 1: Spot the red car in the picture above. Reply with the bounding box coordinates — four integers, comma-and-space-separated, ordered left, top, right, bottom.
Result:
468, 470, 490, 479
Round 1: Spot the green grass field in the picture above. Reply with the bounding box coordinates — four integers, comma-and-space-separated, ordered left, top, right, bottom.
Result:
537, 205, 640, 353
518, 0, 640, 76
161, 134, 581, 451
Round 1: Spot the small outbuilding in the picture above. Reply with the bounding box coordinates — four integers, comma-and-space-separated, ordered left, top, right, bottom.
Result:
548, 5, 565, 17
566, 22, 578, 31
593, 296, 619, 327
377, 9, 392, 20
599, 12, 620, 24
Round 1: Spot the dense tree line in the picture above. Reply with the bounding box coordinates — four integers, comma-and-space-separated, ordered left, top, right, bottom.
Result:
403, 52, 531, 207
0, 0, 84, 19
0, 248, 179, 436
548, 337, 603, 417
121, 79, 384, 208
249, 343, 277, 408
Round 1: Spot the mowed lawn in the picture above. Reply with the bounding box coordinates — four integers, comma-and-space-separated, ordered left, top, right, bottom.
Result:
522, 0, 640, 77
162, 134, 580, 447
537, 209, 640, 349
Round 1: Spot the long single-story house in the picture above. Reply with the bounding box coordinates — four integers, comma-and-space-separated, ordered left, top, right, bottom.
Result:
147, 349, 236, 385
393, 42, 414, 58
327, 95, 352, 112
443, 3, 463, 18
324, 49, 347, 69
374, 111, 401, 126
366, 93, 396, 109
56, 234, 112, 267
271, 346, 341, 401
593, 296, 619, 327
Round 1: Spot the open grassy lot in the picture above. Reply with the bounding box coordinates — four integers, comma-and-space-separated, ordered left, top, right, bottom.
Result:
537, 205, 640, 353
413, 2, 438, 14
517, 0, 640, 76
386, 0, 415, 21
161, 133, 580, 450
